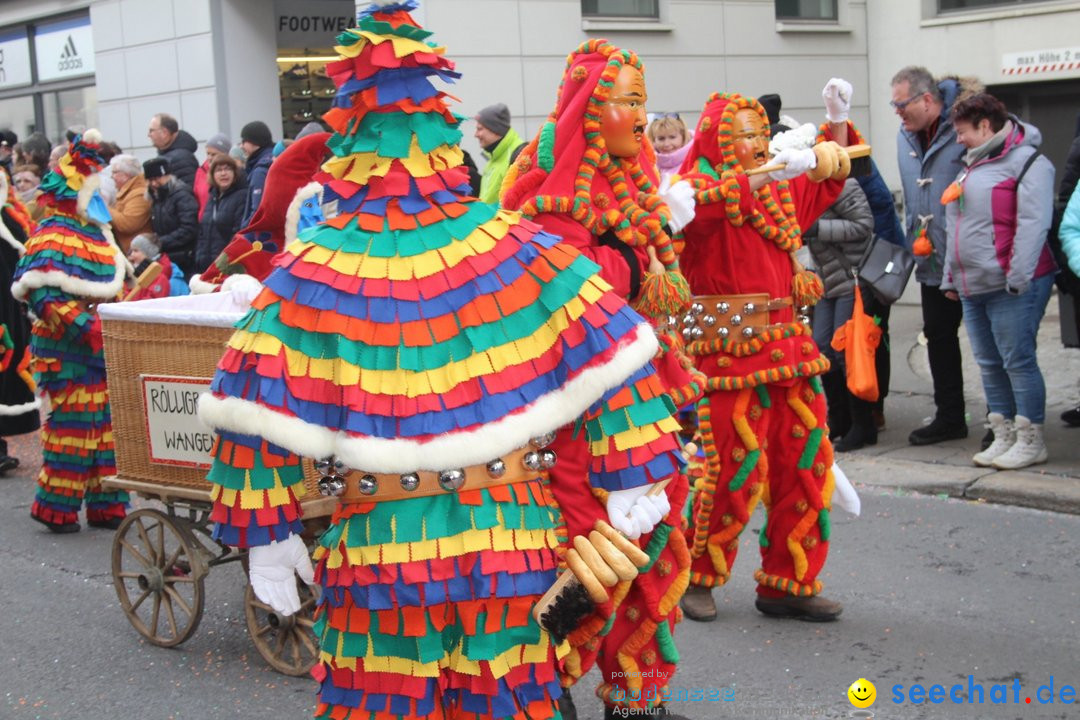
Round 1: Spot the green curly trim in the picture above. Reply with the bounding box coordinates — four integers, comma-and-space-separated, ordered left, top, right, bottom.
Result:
538, 120, 557, 172
599, 610, 617, 637
640, 522, 673, 573
818, 507, 831, 541
797, 427, 823, 470
728, 448, 760, 492
759, 509, 770, 547
809, 375, 823, 394
755, 384, 771, 408
656, 621, 680, 664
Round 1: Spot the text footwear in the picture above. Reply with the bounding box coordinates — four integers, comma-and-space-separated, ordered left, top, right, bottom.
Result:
991, 415, 1047, 470
679, 584, 717, 622
972, 413, 1015, 467
755, 594, 843, 622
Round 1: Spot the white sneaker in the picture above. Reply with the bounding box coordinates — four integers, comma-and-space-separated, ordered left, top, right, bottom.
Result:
972, 413, 1015, 467
991, 415, 1047, 470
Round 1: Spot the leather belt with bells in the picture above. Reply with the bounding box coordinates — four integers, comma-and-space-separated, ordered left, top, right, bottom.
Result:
314, 435, 558, 504
677, 294, 797, 343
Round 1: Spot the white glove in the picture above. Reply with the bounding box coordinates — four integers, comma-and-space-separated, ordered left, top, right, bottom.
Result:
248, 534, 315, 617
767, 148, 817, 182
822, 78, 853, 124
606, 483, 672, 539
658, 176, 696, 234
830, 462, 861, 517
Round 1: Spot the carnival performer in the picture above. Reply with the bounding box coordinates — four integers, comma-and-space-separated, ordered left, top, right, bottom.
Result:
501, 40, 700, 720
197, 4, 682, 719
675, 81, 859, 622
12, 130, 128, 532
1, 170, 40, 475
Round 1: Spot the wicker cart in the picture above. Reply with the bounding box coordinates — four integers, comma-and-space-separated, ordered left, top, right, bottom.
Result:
98, 294, 333, 676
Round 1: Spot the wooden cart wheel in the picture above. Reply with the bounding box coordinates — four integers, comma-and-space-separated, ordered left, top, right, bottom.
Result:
111, 508, 206, 647
244, 581, 320, 676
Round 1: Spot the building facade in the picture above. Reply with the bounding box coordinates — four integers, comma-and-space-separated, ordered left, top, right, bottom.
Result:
0, 0, 1076, 190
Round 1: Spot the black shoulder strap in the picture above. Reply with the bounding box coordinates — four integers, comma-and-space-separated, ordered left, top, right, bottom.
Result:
1016, 151, 1041, 188
509, 142, 527, 165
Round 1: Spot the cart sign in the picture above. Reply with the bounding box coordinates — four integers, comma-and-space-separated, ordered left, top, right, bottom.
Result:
141, 375, 216, 469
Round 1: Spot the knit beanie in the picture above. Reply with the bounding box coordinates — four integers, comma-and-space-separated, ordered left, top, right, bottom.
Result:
206, 133, 232, 154
130, 233, 161, 260
240, 121, 273, 149
474, 103, 511, 137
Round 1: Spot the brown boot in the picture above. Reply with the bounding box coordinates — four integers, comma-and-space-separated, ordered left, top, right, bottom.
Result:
754, 593, 842, 622
679, 584, 717, 622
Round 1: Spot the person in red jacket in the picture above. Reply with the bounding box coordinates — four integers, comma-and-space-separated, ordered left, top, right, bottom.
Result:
503, 40, 700, 720
675, 81, 859, 623
125, 234, 173, 301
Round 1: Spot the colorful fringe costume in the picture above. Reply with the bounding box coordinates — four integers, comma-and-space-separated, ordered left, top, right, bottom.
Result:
675, 94, 856, 598
12, 133, 128, 530
502, 41, 699, 712
1, 172, 41, 441
197, 4, 682, 719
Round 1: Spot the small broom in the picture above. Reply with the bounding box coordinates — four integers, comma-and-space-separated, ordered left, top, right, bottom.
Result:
534, 470, 683, 642
122, 261, 164, 302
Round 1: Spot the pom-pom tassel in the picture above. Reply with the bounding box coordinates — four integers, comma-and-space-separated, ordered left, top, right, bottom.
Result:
634, 269, 691, 320
792, 269, 823, 307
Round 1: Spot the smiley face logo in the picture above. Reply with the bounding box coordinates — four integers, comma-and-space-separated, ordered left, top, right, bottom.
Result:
848, 678, 876, 708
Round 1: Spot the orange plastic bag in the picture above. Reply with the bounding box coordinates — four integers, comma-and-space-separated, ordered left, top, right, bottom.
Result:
831, 286, 882, 402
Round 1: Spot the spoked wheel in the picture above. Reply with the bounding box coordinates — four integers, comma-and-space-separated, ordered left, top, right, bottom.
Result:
244, 581, 320, 676
111, 508, 206, 647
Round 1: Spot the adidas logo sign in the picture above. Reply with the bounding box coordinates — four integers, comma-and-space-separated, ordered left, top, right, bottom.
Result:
57, 35, 83, 72
60, 35, 77, 59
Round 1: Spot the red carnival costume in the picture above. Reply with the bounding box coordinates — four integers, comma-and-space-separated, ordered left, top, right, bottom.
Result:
503, 41, 701, 717
675, 92, 856, 621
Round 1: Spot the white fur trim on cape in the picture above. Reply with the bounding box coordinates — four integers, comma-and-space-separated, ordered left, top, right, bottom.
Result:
198, 322, 660, 472
188, 272, 220, 295
0, 398, 42, 416
0, 211, 26, 256
284, 182, 323, 246
12, 260, 126, 303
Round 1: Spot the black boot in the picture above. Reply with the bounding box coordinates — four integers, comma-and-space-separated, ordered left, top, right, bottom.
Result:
821, 370, 850, 441
833, 396, 877, 452
557, 687, 578, 720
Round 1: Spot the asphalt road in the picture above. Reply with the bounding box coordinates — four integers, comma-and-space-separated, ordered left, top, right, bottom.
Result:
2, 465, 1078, 720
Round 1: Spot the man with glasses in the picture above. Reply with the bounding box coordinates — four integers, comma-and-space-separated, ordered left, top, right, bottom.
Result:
891, 66, 979, 446
146, 113, 198, 187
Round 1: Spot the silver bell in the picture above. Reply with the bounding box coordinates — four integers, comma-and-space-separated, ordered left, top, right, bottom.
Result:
399, 472, 421, 491
701, 314, 716, 327
729, 314, 743, 326
666, 315, 678, 328
799, 305, 809, 313
690, 326, 705, 339
333, 458, 350, 475
681, 313, 696, 328
799, 314, 811, 325
690, 302, 705, 315
530, 432, 557, 448
438, 468, 466, 491
742, 326, 755, 338
716, 301, 730, 315
318, 475, 346, 497
718, 327, 730, 338
681, 327, 694, 341
539, 449, 557, 469
486, 459, 507, 478
523, 451, 543, 471
742, 302, 756, 315
358, 474, 379, 496
314, 458, 333, 475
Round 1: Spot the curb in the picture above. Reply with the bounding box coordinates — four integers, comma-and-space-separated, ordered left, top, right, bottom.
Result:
837, 455, 1080, 516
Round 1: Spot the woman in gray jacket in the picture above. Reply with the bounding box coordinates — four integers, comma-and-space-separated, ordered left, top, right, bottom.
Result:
807, 178, 876, 451
942, 93, 1056, 470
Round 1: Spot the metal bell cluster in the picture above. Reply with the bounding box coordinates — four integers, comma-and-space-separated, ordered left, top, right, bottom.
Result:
316, 456, 350, 497
523, 433, 558, 472
680, 299, 760, 340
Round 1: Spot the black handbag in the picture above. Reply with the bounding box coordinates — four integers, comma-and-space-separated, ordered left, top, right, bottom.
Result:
827, 236, 915, 305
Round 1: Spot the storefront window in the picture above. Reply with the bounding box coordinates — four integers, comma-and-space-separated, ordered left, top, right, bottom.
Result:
42, 86, 97, 145
0, 95, 35, 139
775, 0, 839, 20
